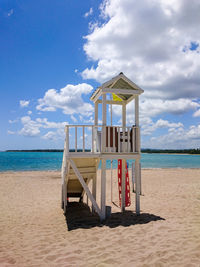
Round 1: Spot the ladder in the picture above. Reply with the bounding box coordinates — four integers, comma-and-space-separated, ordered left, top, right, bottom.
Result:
118, 159, 131, 207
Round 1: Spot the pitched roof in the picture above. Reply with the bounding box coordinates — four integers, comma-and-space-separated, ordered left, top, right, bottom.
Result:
90, 72, 144, 101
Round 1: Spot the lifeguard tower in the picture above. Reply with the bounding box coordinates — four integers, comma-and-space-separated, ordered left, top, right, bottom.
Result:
61, 72, 144, 221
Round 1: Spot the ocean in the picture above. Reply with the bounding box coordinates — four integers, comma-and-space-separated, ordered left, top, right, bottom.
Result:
0, 151, 200, 172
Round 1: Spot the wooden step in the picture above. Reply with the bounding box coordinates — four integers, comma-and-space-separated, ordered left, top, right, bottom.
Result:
69, 166, 96, 175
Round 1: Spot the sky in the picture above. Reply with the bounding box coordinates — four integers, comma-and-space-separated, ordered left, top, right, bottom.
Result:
0, 0, 200, 150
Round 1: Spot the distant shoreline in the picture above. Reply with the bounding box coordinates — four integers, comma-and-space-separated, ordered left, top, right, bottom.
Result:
4, 149, 200, 154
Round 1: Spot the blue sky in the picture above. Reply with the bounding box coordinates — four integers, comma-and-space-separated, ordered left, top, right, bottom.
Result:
1, 0, 200, 150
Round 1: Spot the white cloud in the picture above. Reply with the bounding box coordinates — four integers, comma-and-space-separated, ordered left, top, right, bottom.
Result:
143, 124, 200, 149
155, 119, 183, 128
18, 116, 68, 138
42, 131, 57, 140
27, 111, 32, 115
141, 118, 183, 136
140, 98, 199, 117
36, 83, 93, 116
8, 119, 18, 124
113, 98, 199, 123
20, 100, 30, 108
193, 109, 200, 117
84, 7, 93, 18
82, 0, 200, 101
19, 116, 40, 137
187, 125, 200, 140
71, 115, 78, 123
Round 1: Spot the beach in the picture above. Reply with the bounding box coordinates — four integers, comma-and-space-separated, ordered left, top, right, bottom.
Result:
0, 169, 200, 267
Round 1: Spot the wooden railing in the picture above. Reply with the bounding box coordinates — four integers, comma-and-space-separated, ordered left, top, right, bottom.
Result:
64, 125, 140, 154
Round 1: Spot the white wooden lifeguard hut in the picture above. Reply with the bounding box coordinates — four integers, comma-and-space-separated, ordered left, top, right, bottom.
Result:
61, 72, 144, 221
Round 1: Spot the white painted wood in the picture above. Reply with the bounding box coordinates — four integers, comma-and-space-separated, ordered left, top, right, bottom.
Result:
82, 126, 85, 152
127, 127, 130, 152
122, 103, 126, 154
63, 181, 67, 214
95, 102, 98, 125
63, 160, 70, 214
111, 160, 113, 203
132, 127, 135, 152
68, 159, 102, 218
102, 93, 107, 153
101, 159, 106, 220
118, 127, 120, 153
110, 93, 113, 126
135, 96, 139, 126
122, 128, 125, 153
75, 127, 77, 152
92, 175, 96, 212
121, 159, 126, 212
139, 162, 142, 195
132, 162, 135, 193
136, 127, 140, 153
102, 88, 143, 95
135, 159, 140, 215
64, 125, 138, 155
122, 103, 126, 128
92, 126, 94, 153
92, 88, 102, 103
61, 74, 145, 222
97, 100, 123, 105
66, 127, 69, 154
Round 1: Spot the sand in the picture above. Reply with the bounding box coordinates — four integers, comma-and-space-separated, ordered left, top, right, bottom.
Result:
0, 169, 200, 267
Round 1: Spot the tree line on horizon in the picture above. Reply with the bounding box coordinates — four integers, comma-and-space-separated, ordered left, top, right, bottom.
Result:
5, 148, 200, 154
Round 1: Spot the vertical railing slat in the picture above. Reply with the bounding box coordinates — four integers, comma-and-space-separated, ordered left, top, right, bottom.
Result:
132, 127, 135, 152
127, 127, 130, 152
122, 127, 125, 153
75, 127, 77, 152
83, 126, 85, 152
66, 126, 69, 154
92, 126, 94, 153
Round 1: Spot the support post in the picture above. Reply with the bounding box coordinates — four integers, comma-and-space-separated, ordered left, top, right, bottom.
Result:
139, 162, 142, 195
65, 126, 69, 155
101, 159, 106, 220
102, 93, 107, 153
122, 103, 126, 128
92, 175, 96, 212
95, 102, 98, 125
135, 96, 139, 126
121, 159, 126, 212
111, 160, 113, 203
132, 161, 135, 193
122, 104, 126, 152
135, 159, 140, 215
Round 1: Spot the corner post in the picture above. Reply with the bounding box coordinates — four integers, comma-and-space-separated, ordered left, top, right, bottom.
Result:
101, 159, 106, 220
122, 103, 126, 128
102, 93, 107, 153
135, 96, 139, 126
95, 102, 98, 125
135, 158, 140, 215
92, 174, 96, 213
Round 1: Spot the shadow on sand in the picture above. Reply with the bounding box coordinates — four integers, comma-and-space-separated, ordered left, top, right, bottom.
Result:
65, 202, 165, 231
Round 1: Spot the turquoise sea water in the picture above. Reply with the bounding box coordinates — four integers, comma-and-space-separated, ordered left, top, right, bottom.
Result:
0, 152, 200, 172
